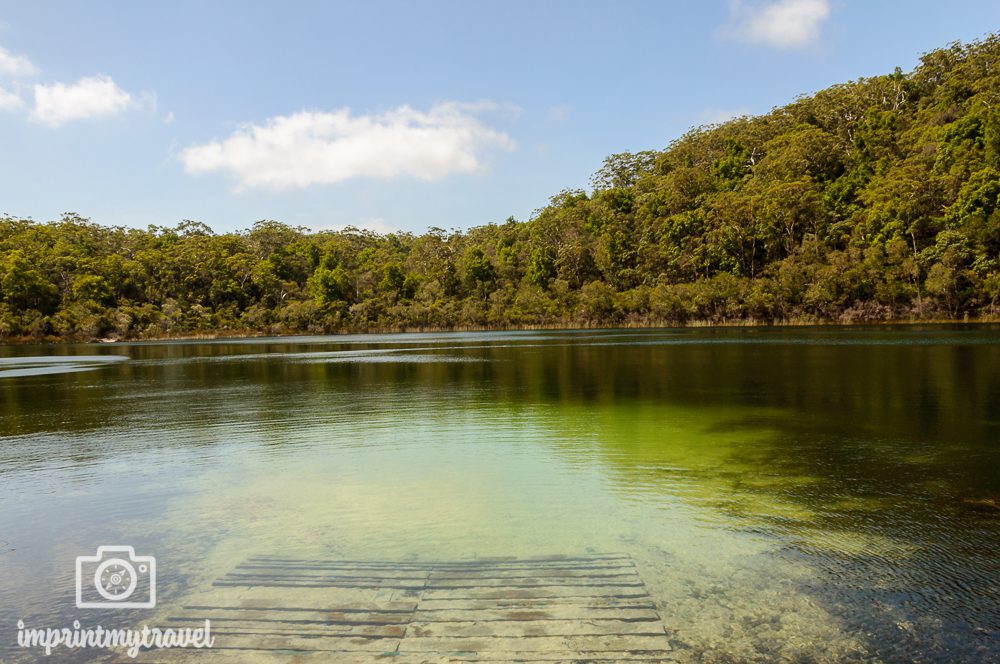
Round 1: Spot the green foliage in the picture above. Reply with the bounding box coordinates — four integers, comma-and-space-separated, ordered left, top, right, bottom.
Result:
463, 247, 495, 294
71, 274, 114, 305
590, 151, 659, 191
309, 265, 352, 306
4, 33, 1000, 340
1, 250, 58, 313
525, 247, 557, 289
710, 139, 751, 186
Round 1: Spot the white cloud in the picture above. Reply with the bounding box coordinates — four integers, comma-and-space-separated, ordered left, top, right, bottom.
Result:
698, 107, 752, 125
0, 46, 37, 77
164, 111, 175, 125
726, 0, 830, 49
30, 75, 134, 127
181, 101, 516, 191
0, 86, 23, 111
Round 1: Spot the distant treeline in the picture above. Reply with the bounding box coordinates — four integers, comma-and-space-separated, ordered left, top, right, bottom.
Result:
3, 34, 1000, 341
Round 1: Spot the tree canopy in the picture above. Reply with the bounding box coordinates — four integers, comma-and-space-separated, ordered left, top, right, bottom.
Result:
3, 33, 1000, 341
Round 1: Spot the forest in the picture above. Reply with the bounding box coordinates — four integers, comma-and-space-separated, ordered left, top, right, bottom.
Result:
2, 33, 1000, 341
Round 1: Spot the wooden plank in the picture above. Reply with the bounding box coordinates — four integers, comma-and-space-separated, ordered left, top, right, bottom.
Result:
397, 634, 672, 653
239, 560, 636, 569
210, 578, 423, 589
419, 586, 650, 600
184, 623, 404, 638
414, 597, 655, 611
426, 569, 638, 580
215, 575, 427, 589
424, 577, 644, 589
229, 564, 636, 576
125, 650, 363, 663
120, 554, 671, 663
406, 618, 666, 638
172, 606, 410, 624
241, 560, 634, 572
193, 632, 400, 651
125, 649, 674, 663
234, 564, 634, 574
231, 565, 639, 580
411, 606, 662, 622
234, 565, 430, 579
247, 554, 631, 565
393, 652, 675, 663
218, 571, 427, 581
165, 617, 406, 637
178, 585, 403, 609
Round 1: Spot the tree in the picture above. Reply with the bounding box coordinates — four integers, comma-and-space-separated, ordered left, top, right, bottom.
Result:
463, 247, 495, 296
309, 265, 353, 306
590, 151, 659, 191
4, 31, 1000, 339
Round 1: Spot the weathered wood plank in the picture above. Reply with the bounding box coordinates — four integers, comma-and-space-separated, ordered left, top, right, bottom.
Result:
178, 623, 405, 638
234, 565, 431, 578
125, 649, 675, 663
394, 652, 675, 663
165, 617, 406, 637
241, 560, 635, 569
247, 554, 631, 565
247, 562, 635, 571
424, 577, 644, 589
241, 560, 634, 572
172, 606, 410, 624
178, 585, 403, 609
121, 554, 671, 662
397, 634, 672, 653
411, 606, 662, 622
419, 586, 650, 600
426, 568, 638, 580
414, 597, 655, 611
232, 565, 639, 580
406, 618, 666, 638
211, 580, 425, 591
127, 651, 361, 663
216, 574, 427, 589
191, 632, 400, 651
219, 570, 426, 580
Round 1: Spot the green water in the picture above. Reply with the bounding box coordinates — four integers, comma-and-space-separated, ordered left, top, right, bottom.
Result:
1, 327, 999, 662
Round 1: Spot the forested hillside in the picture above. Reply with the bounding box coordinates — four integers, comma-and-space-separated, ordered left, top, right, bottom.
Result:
3, 34, 1000, 340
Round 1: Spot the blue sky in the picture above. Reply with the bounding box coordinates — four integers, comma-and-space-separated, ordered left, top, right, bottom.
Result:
1, 1, 999, 234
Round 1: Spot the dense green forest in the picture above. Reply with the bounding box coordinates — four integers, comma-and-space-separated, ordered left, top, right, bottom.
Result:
3, 34, 1000, 341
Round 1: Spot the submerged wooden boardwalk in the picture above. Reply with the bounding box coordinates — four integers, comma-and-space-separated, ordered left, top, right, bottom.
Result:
128, 554, 673, 663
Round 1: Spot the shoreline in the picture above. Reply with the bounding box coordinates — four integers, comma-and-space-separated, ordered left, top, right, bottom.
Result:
2, 316, 997, 345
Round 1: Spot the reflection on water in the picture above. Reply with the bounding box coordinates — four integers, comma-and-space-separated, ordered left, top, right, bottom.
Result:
0, 355, 128, 378
0, 326, 999, 662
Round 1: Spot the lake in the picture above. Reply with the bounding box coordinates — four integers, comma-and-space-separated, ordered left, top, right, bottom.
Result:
1, 326, 999, 662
